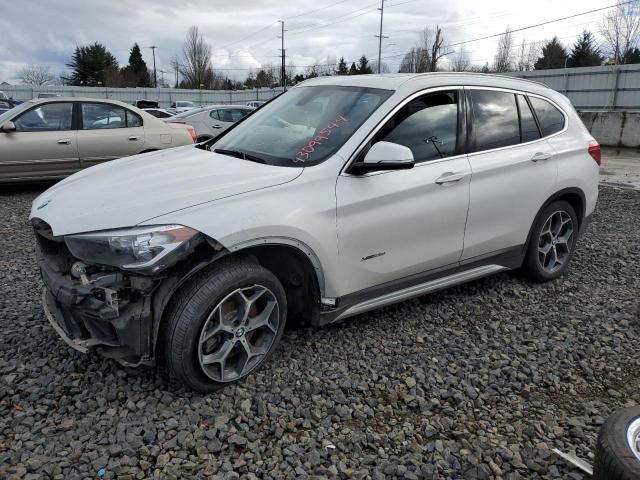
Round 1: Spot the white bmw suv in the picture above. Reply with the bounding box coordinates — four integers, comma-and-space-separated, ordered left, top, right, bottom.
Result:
31, 73, 600, 391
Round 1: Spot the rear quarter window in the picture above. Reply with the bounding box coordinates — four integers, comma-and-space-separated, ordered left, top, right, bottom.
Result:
529, 96, 565, 136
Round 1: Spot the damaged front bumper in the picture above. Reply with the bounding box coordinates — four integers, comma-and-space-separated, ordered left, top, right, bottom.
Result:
36, 237, 156, 366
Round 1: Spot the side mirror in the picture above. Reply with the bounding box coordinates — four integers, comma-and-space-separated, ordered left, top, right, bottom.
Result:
0, 121, 16, 133
352, 141, 415, 173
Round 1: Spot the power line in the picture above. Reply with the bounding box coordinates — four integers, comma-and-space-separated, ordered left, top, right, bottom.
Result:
447, 2, 632, 48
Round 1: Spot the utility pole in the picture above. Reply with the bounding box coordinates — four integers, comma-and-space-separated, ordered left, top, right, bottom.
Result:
149, 46, 158, 87
375, 0, 388, 74
278, 20, 287, 89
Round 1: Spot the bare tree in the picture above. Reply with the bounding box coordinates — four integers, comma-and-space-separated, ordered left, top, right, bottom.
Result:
18, 64, 54, 85
370, 60, 390, 73
316, 56, 337, 76
452, 46, 471, 71
493, 27, 515, 72
515, 39, 540, 71
398, 25, 451, 73
398, 48, 424, 72
600, 0, 640, 64
179, 26, 214, 88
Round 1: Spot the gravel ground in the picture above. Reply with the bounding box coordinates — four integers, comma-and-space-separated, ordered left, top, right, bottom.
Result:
1, 185, 639, 480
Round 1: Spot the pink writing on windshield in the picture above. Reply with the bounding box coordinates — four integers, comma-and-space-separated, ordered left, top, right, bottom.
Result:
294, 115, 348, 163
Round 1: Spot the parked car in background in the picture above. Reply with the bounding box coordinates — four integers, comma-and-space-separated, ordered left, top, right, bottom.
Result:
165, 105, 252, 141
38, 93, 62, 98
0, 97, 196, 183
246, 100, 266, 108
143, 107, 174, 119
170, 100, 196, 114
30, 73, 599, 391
0, 107, 10, 116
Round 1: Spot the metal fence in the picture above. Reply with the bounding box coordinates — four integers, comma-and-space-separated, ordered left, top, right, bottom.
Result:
506, 64, 640, 111
0, 85, 286, 108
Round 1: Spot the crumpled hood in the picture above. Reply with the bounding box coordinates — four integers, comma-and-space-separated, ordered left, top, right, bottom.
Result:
30, 145, 303, 236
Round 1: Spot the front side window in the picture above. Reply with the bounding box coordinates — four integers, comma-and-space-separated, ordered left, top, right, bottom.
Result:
82, 103, 125, 130
470, 90, 520, 151
517, 95, 541, 143
370, 91, 459, 163
212, 85, 393, 167
14, 103, 73, 132
529, 96, 565, 136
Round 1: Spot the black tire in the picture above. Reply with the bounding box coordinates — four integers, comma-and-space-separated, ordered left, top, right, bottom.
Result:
522, 200, 579, 282
160, 259, 287, 392
593, 407, 640, 480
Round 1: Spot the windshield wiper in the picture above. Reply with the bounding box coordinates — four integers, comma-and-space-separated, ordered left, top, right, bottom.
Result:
214, 148, 267, 164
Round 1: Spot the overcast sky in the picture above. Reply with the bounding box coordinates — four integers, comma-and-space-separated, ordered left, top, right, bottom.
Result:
0, 0, 611, 83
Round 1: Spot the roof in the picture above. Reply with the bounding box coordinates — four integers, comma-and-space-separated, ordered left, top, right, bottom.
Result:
297, 72, 550, 93
19, 97, 139, 107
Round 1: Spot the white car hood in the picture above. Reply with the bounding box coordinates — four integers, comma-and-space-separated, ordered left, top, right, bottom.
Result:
30, 146, 303, 236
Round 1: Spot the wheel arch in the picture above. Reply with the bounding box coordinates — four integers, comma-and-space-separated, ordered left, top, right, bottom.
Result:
524, 187, 586, 253
152, 237, 324, 357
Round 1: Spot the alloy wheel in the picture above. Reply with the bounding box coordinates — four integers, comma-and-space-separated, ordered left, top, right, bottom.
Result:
537, 210, 574, 274
198, 284, 279, 382
628, 417, 640, 462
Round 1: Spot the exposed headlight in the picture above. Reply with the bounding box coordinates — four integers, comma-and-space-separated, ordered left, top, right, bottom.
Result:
65, 225, 199, 273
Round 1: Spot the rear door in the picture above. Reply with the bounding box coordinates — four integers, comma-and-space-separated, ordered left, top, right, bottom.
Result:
0, 101, 79, 182
77, 102, 145, 168
461, 88, 558, 261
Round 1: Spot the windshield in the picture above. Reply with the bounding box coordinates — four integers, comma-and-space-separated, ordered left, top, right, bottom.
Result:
0, 102, 31, 124
211, 85, 392, 167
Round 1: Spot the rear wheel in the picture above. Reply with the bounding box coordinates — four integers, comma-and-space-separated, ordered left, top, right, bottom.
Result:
593, 407, 640, 480
162, 259, 287, 392
523, 200, 578, 282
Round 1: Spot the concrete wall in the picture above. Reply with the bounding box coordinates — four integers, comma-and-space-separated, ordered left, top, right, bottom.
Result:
579, 111, 640, 148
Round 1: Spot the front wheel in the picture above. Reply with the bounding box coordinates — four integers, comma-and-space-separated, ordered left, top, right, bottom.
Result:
522, 200, 579, 282
162, 259, 287, 392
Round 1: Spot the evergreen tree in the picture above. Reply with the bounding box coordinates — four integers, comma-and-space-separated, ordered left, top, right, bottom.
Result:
625, 48, 640, 64
336, 57, 348, 75
357, 55, 373, 74
66, 42, 119, 86
567, 31, 603, 68
348, 62, 358, 75
534, 37, 568, 70
122, 43, 152, 87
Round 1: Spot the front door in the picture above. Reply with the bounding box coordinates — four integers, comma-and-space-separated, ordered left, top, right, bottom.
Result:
77, 102, 145, 168
335, 89, 471, 295
0, 101, 79, 182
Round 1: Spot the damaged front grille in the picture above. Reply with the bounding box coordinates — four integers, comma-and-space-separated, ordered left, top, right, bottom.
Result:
32, 218, 75, 274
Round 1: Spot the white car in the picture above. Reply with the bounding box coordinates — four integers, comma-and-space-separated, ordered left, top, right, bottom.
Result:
31, 73, 599, 391
165, 105, 253, 142
143, 108, 174, 119
0, 98, 196, 183
246, 100, 266, 108
170, 100, 197, 114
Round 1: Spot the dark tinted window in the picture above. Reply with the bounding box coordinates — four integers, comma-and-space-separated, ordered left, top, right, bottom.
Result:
15, 103, 73, 132
529, 96, 565, 136
374, 91, 458, 163
470, 90, 520, 151
209, 110, 220, 121
126, 110, 142, 127
517, 95, 540, 142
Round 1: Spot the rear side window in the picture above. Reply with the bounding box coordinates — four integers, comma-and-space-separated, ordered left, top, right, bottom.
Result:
126, 110, 142, 127
529, 97, 565, 136
517, 95, 540, 142
470, 90, 520, 151
373, 91, 459, 163
209, 110, 220, 121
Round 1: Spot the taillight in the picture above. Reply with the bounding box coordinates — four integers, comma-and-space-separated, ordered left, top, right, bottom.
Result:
187, 126, 197, 143
588, 140, 601, 166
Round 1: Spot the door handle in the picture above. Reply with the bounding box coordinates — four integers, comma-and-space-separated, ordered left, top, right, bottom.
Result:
211, 124, 222, 129
57, 139, 71, 145
531, 152, 551, 162
435, 172, 466, 185
128, 135, 139, 141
